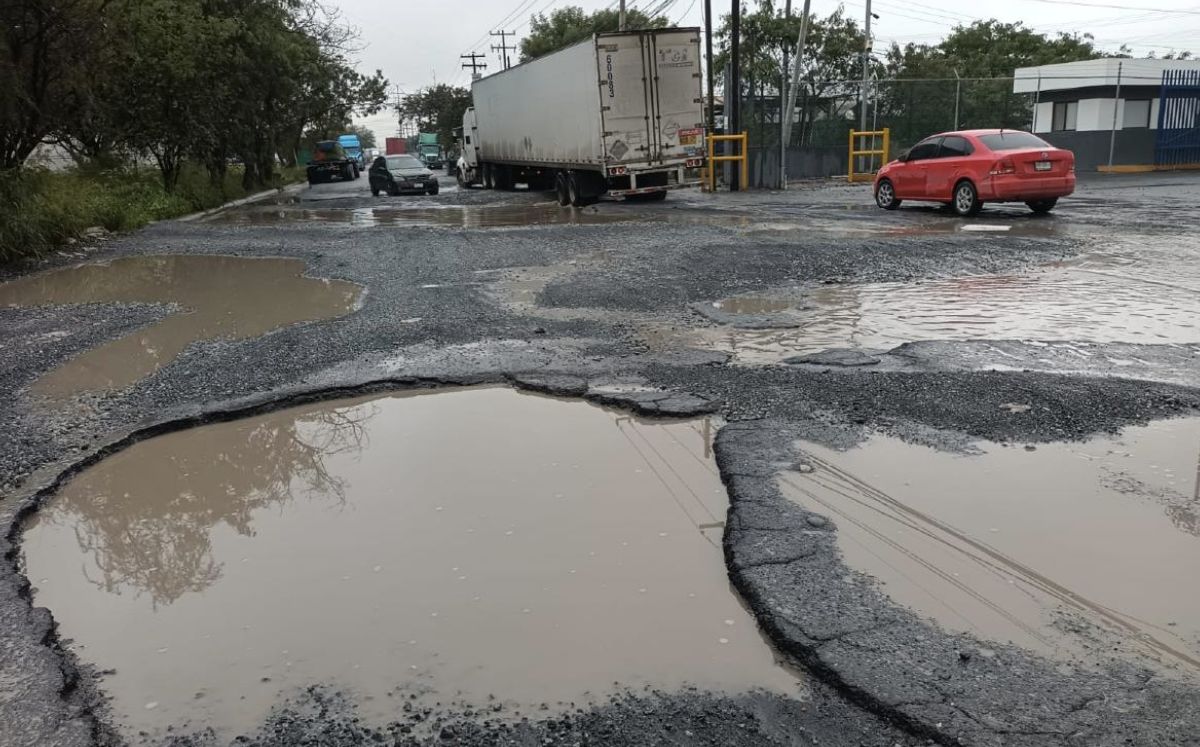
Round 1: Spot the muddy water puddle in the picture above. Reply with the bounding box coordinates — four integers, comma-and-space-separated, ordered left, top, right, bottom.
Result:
0, 255, 362, 397
21, 387, 800, 739
659, 235, 1200, 363
207, 203, 631, 228
782, 417, 1200, 675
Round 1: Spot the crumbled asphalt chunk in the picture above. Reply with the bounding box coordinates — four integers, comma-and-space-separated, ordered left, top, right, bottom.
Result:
783, 348, 883, 367
689, 301, 803, 329
153, 684, 920, 747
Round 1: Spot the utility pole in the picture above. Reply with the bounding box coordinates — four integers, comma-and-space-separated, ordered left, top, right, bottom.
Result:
953, 69, 961, 129
730, 0, 742, 191
780, 0, 811, 190
461, 52, 488, 79
780, 0, 791, 189
619, 0, 627, 31
704, 0, 715, 134
1108, 61, 1123, 169
860, 0, 872, 134
490, 30, 516, 70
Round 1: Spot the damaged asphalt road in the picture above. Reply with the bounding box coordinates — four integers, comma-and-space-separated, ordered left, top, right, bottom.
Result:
3, 173, 1200, 746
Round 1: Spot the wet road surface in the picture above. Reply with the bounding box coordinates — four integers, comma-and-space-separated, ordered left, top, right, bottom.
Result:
3, 171, 1200, 746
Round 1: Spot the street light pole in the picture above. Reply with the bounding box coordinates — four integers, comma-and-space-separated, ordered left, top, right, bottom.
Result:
619, 0, 627, 31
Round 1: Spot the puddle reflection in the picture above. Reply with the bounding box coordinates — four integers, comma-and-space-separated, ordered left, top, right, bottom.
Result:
22, 388, 799, 739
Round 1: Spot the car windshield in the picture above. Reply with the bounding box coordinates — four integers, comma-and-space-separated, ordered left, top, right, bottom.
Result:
977, 132, 1051, 151
387, 156, 423, 169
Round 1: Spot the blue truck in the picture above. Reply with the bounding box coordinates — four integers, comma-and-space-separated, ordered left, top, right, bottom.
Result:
337, 134, 368, 170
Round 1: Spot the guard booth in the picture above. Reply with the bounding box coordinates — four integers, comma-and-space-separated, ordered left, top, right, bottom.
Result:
1155, 69, 1200, 169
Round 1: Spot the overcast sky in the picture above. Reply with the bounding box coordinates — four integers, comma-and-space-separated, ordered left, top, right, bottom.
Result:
349, 0, 1200, 138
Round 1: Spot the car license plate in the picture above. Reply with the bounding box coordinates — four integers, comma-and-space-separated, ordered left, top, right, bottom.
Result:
1034, 161, 1052, 171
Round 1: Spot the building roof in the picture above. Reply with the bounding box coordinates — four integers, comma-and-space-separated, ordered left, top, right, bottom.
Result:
1013, 58, 1200, 94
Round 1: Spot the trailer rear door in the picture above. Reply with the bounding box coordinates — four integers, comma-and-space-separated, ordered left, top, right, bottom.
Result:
596, 30, 703, 167
646, 30, 705, 164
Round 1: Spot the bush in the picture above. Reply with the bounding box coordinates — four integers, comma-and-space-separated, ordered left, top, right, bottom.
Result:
0, 162, 305, 263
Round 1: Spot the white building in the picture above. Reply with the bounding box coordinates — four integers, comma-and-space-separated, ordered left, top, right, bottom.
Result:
1012, 58, 1200, 169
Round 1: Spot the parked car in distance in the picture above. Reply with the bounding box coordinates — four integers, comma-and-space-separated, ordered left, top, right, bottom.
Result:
874, 129, 1075, 216
369, 155, 439, 196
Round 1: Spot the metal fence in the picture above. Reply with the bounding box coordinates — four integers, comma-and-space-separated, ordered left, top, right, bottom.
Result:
733, 77, 1043, 187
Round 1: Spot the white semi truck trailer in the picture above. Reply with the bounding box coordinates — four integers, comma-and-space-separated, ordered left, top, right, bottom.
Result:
456, 28, 707, 206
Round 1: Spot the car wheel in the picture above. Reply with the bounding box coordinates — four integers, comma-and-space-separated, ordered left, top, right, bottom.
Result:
554, 172, 570, 206
952, 180, 982, 217
1026, 198, 1057, 214
875, 179, 901, 210
389, 184, 400, 197
427, 184, 439, 196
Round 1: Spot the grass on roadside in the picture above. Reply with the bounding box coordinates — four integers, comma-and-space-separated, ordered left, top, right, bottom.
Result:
0, 163, 305, 264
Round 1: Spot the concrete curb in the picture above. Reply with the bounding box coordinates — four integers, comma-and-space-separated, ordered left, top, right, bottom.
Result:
173, 180, 307, 223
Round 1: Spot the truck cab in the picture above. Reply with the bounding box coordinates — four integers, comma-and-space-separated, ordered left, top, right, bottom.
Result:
337, 134, 366, 169
456, 109, 480, 187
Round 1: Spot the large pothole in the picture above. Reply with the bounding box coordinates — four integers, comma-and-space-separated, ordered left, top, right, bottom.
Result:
20, 387, 800, 741
783, 415, 1200, 677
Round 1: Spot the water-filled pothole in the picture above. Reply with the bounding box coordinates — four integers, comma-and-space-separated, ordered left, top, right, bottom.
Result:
782, 417, 1200, 677
21, 387, 800, 740
0, 255, 362, 397
653, 235, 1200, 363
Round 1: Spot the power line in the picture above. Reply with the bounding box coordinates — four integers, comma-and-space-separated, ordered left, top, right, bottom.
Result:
460, 0, 539, 56
1016, 0, 1200, 14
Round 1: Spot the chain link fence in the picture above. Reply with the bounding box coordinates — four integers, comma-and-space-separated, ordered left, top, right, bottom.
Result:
735, 77, 1040, 188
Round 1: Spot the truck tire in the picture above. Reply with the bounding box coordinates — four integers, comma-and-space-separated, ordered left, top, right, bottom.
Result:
567, 172, 589, 208
482, 163, 495, 190
496, 165, 512, 191
456, 169, 470, 189
555, 172, 571, 206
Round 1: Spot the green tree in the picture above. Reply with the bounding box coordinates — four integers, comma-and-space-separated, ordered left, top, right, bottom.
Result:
880, 21, 1101, 144
519, 5, 668, 61
398, 84, 473, 146
714, 1, 869, 147
343, 124, 377, 149
0, 0, 115, 168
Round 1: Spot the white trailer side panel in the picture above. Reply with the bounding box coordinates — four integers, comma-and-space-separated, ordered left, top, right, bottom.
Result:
472, 38, 603, 167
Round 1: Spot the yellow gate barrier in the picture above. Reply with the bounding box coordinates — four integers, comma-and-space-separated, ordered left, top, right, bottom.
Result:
848, 128, 890, 183
706, 132, 749, 192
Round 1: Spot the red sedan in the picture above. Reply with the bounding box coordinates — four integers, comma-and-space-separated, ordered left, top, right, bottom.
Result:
873, 129, 1075, 216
